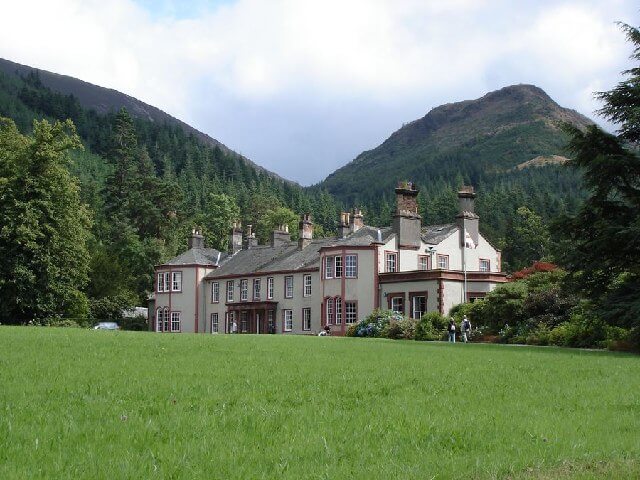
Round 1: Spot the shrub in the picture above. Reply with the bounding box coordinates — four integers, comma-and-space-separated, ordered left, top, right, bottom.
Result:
415, 312, 447, 341
387, 318, 417, 340
347, 309, 399, 338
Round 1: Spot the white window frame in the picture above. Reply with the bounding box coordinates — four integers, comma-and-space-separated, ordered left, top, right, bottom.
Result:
267, 277, 274, 299
335, 255, 343, 278
226, 280, 234, 302
335, 297, 342, 325
412, 296, 426, 320
170, 311, 181, 332
345, 301, 357, 324
156, 308, 163, 332
325, 256, 334, 279
211, 282, 219, 303
479, 259, 490, 272
284, 309, 293, 332
386, 253, 397, 273
171, 272, 182, 292
345, 254, 357, 278
303, 274, 312, 297
157, 273, 164, 293
211, 313, 219, 333
391, 296, 404, 314
253, 279, 261, 300
163, 308, 170, 331
285, 276, 294, 299
302, 308, 311, 331
240, 279, 248, 301
418, 255, 429, 271
437, 255, 449, 270
326, 298, 334, 325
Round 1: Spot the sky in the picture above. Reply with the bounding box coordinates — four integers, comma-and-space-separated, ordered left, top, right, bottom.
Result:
0, 0, 636, 185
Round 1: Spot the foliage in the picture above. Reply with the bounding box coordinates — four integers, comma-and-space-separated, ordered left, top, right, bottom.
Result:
552, 23, 640, 348
347, 309, 399, 338
502, 206, 551, 271
0, 118, 91, 323
415, 311, 448, 341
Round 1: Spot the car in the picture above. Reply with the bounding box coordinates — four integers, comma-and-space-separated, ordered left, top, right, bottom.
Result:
93, 322, 120, 330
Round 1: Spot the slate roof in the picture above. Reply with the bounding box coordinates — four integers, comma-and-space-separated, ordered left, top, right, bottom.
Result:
205, 225, 396, 279
163, 247, 226, 266
421, 224, 458, 245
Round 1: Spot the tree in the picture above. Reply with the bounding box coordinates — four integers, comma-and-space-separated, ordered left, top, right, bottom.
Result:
503, 206, 550, 272
0, 118, 91, 322
196, 193, 240, 251
553, 23, 640, 339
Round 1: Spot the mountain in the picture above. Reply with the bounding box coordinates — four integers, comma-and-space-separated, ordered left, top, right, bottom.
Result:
0, 57, 285, 181
318, 84, 593, 207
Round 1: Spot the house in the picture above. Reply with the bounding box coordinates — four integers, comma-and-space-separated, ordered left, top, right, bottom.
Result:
151, 183, 507, 334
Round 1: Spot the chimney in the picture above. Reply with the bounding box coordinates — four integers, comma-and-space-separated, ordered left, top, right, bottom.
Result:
350, 208, 364, 233
298, 213, 313, 249
393, 181, 422, 248
188, 228, 205, 249
271, 224, 291, 247
229, 221, 243, 254
456, 186, 479, 248
338, 212, 350, 238
243, 224, 258, 249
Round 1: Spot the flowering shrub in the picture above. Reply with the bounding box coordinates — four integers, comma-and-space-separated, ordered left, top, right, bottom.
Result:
346, 309, 404, 338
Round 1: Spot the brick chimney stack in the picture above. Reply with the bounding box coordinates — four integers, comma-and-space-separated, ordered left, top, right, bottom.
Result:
271, 224, 291, 247
298, 213, 313, 249
393, 181, 422, 249
188, 228, 205, 249
350, 208, 364, 233
243, 224, 258, 249
456, 185, 479, 248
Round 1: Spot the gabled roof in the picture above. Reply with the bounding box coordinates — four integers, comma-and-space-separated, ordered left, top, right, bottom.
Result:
421, 224, 458, 245
162, 247, 226, 266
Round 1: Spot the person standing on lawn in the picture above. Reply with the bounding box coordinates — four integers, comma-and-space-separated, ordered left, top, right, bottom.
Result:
461, 315, 471, 343
448, 319, 456, 343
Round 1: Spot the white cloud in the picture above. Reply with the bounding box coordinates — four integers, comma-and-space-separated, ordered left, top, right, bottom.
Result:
0, 0, 634, 183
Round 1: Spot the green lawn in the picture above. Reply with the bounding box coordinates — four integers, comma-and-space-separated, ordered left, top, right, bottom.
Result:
0, 327, 638, 479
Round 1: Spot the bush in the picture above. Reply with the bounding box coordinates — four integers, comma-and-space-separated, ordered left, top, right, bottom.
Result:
415, 312, 447, 341
347, 309, 398, 338
386, 318, 417, 340
121, 315, 147, 331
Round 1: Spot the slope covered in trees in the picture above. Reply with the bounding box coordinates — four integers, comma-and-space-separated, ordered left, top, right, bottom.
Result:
0, 64, 340, 321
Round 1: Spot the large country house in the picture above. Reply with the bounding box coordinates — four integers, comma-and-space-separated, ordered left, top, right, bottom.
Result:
150, 183, 507, 335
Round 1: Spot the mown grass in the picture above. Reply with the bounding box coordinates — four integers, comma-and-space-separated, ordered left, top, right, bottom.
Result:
0, 327, 638, 479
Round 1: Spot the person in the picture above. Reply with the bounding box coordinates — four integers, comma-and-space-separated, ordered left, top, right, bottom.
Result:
448, 319, 456, 343
461, 315, 471, 343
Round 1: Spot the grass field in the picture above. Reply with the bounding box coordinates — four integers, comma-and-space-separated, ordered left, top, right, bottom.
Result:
0, 327, 639, 479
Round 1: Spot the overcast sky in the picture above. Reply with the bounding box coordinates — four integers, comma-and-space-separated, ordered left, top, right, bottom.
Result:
0, 0, 636, 185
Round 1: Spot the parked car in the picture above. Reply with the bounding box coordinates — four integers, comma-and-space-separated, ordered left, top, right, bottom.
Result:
93, 322, 119, 330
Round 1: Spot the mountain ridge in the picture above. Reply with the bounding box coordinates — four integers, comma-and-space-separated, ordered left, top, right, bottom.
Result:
0, 57, 291, 183
318, 83, 594, 206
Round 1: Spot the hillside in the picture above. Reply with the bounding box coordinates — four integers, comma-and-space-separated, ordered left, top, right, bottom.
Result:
318, 84, 593, 206
0, 57, 285, 181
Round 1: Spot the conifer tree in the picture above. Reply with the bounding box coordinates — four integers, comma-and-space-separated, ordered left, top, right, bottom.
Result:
0, 118, 91, 322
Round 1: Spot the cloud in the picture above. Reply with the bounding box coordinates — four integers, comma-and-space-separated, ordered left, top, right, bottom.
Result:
0, 0, 635, 184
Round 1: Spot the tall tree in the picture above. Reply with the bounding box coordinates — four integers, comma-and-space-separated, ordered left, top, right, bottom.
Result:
0, 118, 91, 322
554, 23, 640, 336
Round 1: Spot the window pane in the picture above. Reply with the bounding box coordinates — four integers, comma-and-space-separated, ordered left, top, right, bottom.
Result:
335, 256, 343, 277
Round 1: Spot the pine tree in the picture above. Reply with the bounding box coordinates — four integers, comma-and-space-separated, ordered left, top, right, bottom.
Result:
0, 118, 91, 323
